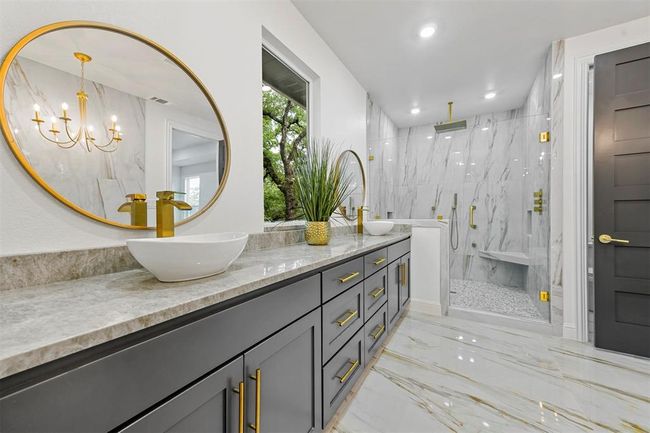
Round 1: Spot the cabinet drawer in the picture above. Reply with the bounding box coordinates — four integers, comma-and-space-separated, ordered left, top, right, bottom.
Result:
322, 257, 364, 302
120, 356, 243, 433
364, 268, 387, 319
322, 282, 364, 363
364, 304, 388, 363
322, 328, 364, 426
0, 275, 320, 433
363, 247, 388, 277
387, 238, 410, 263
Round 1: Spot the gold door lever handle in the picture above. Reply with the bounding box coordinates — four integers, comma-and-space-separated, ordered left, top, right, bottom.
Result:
598, 234, 630, 245
339, 271, 360, 283
336, 309, 358, 327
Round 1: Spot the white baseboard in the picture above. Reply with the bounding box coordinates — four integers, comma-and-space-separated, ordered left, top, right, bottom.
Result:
409, 298, 442, 316
563, 323, 578, 340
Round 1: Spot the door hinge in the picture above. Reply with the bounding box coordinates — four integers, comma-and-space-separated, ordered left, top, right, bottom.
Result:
539, 131, 550, 143
539, 291, 550, 302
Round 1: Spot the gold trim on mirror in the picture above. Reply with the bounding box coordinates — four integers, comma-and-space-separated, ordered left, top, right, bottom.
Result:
335, 149, 366, 222
0, 21, 231, 230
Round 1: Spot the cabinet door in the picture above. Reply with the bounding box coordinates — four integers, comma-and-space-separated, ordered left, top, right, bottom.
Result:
244, 309, 322, 433
400, 253, 411, 308
387, 259, 401, 328
120, 356, 243, 433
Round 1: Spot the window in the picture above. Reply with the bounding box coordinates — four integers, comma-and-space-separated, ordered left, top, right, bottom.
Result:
184, 175, 201, 211
262, 47, 309, 221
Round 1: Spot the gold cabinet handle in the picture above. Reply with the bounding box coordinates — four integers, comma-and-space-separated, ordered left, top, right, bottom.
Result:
598, 234, 630, 245
399, 263, 407, 286
370, 323, 385, 340
232, 381, 245, 433
469, 205, 477, 229
248, 369, 261, 432
369, 287, 385, 299
336, 359, 360, 383
373, 257, 386, 265
336, 309, 358, 327
338, 271, 360, 283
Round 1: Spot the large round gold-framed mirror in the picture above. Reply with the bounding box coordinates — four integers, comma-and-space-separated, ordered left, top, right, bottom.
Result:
0, 21, 230, 229
336, 149, 366, 221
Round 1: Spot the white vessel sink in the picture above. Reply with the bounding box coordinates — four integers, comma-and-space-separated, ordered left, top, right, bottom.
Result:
127, 232, 249, 282
364, 220, 394, 236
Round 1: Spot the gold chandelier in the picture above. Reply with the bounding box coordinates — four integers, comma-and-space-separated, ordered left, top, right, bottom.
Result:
31, 52, 123, 152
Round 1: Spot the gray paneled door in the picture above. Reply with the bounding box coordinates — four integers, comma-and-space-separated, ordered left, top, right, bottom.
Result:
244, 309, 322, 433
594, 42, 650, 358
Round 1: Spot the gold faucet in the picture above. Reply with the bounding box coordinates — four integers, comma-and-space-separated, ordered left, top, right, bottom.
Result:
156, 191, 192, 238
117, 193, 148, 227
357, 206, 369, 234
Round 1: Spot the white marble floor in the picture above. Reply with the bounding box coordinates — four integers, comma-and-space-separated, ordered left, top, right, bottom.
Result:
450, 279, 544, 320
332, 312, 650, 433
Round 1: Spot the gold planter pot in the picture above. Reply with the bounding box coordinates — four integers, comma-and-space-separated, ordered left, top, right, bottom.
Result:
305, 221, 331, 245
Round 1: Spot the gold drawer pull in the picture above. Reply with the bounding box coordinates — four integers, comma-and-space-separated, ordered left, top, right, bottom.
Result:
338, 271, 360, 283
370, 323, 385, 340
369, 287, 385, 299
232, 381, 245, 433
336, 309, 358, 327
373, 257, 386, 265
337, 359, 360, 383
399, 263, 406, 286
248, 369, 261, 432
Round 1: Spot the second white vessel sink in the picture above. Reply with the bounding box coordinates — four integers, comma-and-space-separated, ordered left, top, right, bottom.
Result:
364, 220, 394, 236
127, 232, 249, 282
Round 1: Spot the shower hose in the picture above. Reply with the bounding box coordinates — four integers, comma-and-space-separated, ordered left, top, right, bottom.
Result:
450, 207, 459, 251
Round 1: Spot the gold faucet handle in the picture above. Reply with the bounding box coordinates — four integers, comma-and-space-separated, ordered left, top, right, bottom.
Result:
156, 191, 186, 200
125, 193, 147, 201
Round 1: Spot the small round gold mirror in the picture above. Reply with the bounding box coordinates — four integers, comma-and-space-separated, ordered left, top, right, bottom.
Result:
0, 21, 230, 229
336, 149, 366, 221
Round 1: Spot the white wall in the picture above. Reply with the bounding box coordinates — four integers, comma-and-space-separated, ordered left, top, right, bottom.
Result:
560, 16, 650, 339
0, 1, 367, 255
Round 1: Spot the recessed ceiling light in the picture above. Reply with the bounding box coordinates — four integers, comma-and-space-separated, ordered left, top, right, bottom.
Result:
262, 85, 271, 92
484, 92, 496, 100
481, 127, 489, 131
419, 25, 436, 38
445, 135, 452, 140
552, 73, 563, 79
410, 107, 420, 115
427, 135, 433, 139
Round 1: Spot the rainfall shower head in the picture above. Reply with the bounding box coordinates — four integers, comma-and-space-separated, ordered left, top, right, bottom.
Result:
434, 101, 467, 133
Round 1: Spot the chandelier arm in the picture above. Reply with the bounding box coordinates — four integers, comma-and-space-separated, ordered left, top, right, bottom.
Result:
62, 121, 80, 144
93, 136, 117, 149
35, 123, 76, 147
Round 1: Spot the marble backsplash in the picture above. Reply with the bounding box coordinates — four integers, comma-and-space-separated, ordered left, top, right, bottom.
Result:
0, 224, 411, 290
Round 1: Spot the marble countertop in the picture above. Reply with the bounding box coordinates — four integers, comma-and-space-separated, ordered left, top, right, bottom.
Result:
0, 233, 409, 379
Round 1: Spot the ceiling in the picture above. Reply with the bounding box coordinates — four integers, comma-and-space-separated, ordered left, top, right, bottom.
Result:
293, 0, 650, 127
19, 27, 217, 122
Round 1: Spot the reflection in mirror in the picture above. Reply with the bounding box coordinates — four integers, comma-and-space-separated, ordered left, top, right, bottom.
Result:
1, 23, 229, 228
336, 150, 366, 221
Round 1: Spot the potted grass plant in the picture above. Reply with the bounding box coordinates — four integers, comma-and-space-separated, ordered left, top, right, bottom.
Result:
295, 139, 353, 245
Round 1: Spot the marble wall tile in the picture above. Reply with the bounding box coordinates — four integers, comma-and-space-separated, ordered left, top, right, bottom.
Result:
366, 96, 399, 219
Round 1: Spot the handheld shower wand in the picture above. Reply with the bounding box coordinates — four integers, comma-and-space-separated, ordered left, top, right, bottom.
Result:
450, 193, 459, 250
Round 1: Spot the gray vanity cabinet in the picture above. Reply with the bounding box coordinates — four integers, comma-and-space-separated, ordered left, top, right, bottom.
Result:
388, 253, 410, 328
400, 253, 411, 308
243, 309, 322, 433
120, 356, 243, 433
387, 258, 401, 328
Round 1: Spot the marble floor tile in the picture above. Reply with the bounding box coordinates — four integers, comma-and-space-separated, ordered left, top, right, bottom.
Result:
332, 312, 650, 433
450, 279, 544, 320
